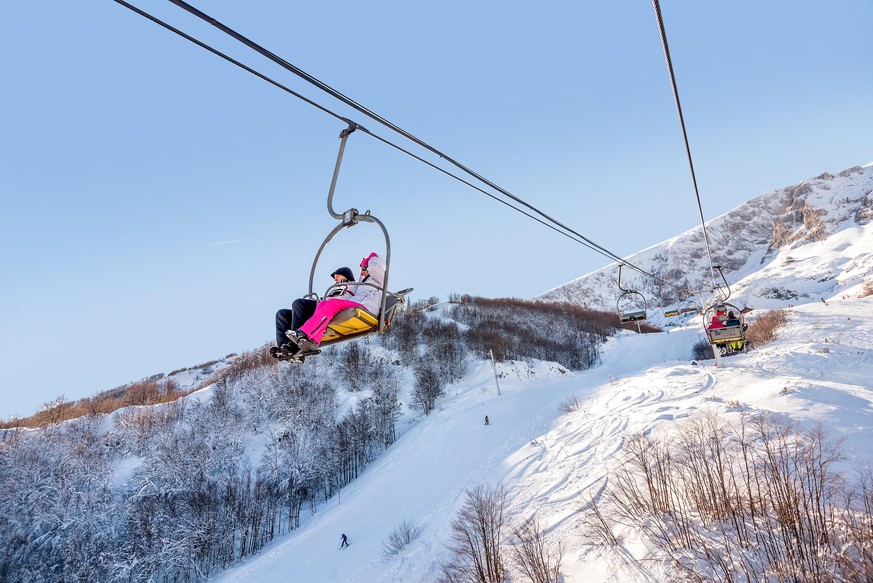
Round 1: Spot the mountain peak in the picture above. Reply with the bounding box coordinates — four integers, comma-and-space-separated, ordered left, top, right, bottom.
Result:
538, 163, 873, 316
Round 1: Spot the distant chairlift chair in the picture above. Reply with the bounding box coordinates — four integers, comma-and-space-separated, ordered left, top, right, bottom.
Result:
616, 264, 648, 324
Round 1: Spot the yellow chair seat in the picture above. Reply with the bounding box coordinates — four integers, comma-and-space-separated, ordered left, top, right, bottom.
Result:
320, 308, 380, 345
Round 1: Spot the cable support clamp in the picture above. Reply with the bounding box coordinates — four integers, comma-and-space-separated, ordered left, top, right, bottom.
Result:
341, 208, 359, 227
339, 120, 358, 138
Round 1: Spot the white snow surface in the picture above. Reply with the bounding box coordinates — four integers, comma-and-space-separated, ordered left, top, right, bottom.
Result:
43, 162, 868, 582
210, 295, 873, 583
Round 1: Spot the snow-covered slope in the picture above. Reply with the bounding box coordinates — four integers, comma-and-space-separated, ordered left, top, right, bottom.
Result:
212, 295, 873, 583
203, 163, 873, 583
538, 164, 873, 316
8, 163, 872, 583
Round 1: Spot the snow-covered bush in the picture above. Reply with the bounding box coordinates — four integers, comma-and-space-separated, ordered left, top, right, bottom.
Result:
746, 308, 788, 347
382, 517, 424, 558
691, 338, 713, 361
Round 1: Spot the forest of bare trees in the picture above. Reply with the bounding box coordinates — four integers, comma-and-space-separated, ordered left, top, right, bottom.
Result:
0, 297, 620, 582
0, 362, 402, 582
589, 411, 873, 582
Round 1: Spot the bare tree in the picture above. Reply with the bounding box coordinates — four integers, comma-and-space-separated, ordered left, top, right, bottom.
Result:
440, 485, 508, 583
340, 341, 367, 388
510, 517, 563, 583
745, 308, 788, 347
581, 495, 617, 547
559, 394, 582, 413
412, 363, 443, 415
606, 412, 860, 582
41, 394, 68, 426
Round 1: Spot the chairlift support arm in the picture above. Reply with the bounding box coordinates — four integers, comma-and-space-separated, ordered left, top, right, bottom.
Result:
711, 265, 731, 302
326, 121, 358, 220
617, 264, 630, 293
308, 125, 392, 333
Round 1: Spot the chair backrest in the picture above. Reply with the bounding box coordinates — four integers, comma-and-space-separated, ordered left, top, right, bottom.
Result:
707, 324, 744, 343
382, 294, 402, 322
620, 310, 646, 323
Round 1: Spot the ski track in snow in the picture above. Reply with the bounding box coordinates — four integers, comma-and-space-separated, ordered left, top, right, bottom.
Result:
212, 297, 873, 583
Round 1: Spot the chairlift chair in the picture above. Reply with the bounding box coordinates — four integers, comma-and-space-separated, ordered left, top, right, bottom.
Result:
299, 124, 414, 351
701, 267, 747, 355
316, 283, 413, 346
703, 301, 747, 354
679, 299, 700, 316
619, 298, 647, 323
616, 264, 648, 324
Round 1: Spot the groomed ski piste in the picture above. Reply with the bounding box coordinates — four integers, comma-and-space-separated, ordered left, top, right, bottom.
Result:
206, 294, 873, 583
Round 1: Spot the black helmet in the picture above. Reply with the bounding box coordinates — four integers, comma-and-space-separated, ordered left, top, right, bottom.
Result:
330, 267, 355, 282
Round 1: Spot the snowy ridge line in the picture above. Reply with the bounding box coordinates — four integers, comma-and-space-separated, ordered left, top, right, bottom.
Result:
538, 163, 873, 317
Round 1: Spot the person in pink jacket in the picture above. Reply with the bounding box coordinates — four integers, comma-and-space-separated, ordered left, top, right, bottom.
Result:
286, 252, 386, 353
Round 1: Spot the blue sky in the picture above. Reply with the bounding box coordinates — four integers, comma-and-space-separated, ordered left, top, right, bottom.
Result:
2, 0, 871, 419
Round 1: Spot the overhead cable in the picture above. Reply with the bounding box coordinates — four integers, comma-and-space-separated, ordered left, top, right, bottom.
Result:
112, 0, 668, 283
651, 0, 717, 286
112, 0, 650, 269
162, 0, 665, 279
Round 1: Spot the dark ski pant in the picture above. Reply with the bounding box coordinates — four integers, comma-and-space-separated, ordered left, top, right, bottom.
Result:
276, 298, 317, 347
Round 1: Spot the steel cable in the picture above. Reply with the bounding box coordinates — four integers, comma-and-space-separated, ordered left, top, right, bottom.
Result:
113, 0, 673, 286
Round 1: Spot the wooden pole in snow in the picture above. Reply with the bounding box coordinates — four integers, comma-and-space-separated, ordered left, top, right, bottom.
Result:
490, 349, 502, 396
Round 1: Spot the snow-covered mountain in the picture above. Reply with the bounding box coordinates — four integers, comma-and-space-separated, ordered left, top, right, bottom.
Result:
3, 162, 873, 583
202, 162, 870, 583
539, 164, 873, 318
199, 161, 873, 581
207, 297, 873, 583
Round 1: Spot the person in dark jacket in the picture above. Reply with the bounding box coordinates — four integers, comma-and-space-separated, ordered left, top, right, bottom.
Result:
272, 267, 354, 362
286, 253, 385, 353
340, 533, 350, 548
